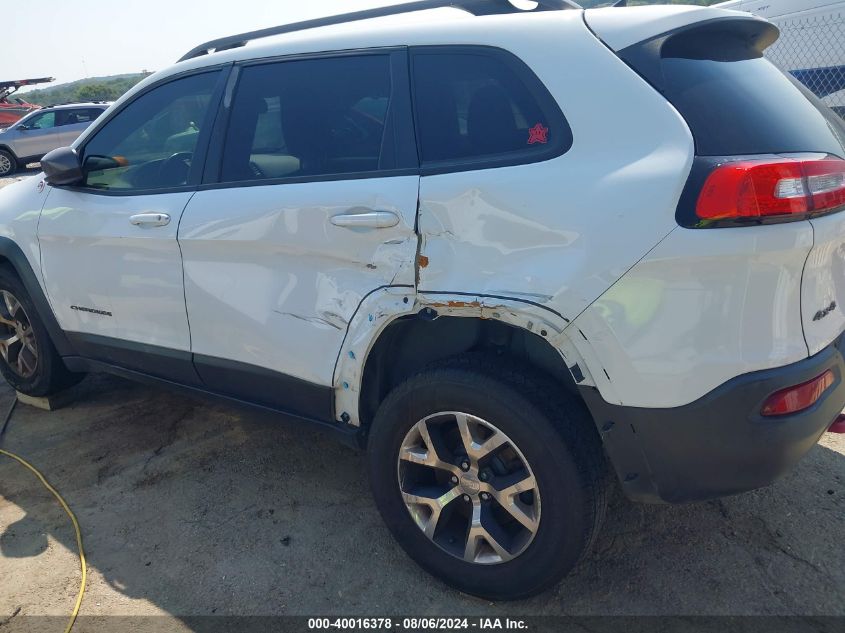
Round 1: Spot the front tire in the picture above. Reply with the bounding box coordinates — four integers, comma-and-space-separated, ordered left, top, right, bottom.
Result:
367, 355, 607, 600
0, 150, 16, 177
0, 267, 83, 396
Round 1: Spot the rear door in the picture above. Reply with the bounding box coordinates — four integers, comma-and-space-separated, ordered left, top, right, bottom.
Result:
178, 50, 419, 418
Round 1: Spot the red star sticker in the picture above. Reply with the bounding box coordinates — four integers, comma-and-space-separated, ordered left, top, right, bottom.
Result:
527, 123, 549, 145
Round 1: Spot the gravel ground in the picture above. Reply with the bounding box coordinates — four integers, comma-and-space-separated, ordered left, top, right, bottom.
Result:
0, 170, 843, 626
0, 376, 842, 624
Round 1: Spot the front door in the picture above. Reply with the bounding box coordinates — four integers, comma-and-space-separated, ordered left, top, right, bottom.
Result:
38, 70, 225, 382
13, 110, 59, 159
178, 51, 419, 419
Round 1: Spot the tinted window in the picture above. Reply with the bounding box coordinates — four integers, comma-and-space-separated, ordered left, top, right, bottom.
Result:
25, 111, 56, 130
82, 72, 220, 191
56, 108, 104, 127
411, 49, 570, 165
221, 55, 392, 182
659, 33, 845, 156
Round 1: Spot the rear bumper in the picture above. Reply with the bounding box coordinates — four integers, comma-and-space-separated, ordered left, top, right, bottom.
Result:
580, 333, 845, 504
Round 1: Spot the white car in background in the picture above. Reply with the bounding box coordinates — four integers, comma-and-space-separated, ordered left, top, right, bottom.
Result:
0, 0, 843, 600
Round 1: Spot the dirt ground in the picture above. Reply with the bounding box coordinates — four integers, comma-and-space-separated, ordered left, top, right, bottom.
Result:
0, 169, 843, 625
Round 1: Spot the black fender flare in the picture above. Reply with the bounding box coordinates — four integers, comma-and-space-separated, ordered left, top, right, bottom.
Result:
0, 236, 75, 356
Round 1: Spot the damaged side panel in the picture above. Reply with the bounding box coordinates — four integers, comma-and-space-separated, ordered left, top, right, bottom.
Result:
333, 289, 598, 427
178, 176, 420, 387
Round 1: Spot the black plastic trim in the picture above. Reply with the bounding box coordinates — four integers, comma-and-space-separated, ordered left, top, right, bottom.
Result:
62, 333, 337, 426
62, 356, 361, 449
193, 354, 335, 423
65, 332, 202, 386
581, 334, 845, 504
178, 0, 579, 62
0, 237, 75, 356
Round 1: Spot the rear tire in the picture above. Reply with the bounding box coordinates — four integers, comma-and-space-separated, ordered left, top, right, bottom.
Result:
367, 354, 607, 600
0, 267, 83, 396
0, 150, 16, 177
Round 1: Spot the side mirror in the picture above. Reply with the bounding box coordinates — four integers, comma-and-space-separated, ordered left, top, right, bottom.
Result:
42, 147, 84, 186
16, 125, 30, 131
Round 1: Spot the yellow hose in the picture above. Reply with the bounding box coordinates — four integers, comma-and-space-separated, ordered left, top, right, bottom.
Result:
0, 448, 87, 633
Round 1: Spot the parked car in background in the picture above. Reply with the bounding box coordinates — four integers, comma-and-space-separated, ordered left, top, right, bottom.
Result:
0, 0, 844, 601
717, 0, 845, 117
0, 103, 109, 176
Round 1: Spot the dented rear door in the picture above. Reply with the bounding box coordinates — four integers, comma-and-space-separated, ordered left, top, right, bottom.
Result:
178, 50, 419, 417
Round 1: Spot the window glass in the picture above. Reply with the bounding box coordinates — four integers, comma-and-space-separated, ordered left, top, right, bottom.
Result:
412, 51, 566, 164
56, 108, 104, 127
82, 72, 220, 191
659, 33, 845, 156
221, 55, 391, 182
25, 112, 56, 130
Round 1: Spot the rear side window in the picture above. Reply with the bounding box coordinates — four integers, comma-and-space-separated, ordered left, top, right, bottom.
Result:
411, 47, 571, 170
221, 55, 393, 183
651, 29, 845, 156
56, 108, 102, 126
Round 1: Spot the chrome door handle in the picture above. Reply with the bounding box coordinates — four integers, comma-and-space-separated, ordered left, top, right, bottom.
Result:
330, 211, 400, 229
130, 213, 171, 228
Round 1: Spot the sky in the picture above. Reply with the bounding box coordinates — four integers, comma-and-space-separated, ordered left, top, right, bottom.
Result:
4, 0, 424, 90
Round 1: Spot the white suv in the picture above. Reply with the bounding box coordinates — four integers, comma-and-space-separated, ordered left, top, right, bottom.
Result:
0, 0, 844, 600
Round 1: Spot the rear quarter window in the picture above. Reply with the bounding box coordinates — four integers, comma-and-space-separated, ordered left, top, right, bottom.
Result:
410, 47, 572, 173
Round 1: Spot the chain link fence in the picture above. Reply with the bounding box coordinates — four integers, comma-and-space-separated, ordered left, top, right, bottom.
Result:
766, 11, 845, 119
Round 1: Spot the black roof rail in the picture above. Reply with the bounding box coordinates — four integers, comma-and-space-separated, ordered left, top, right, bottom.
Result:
179, 0, 581, 62
45, 101, 111, 108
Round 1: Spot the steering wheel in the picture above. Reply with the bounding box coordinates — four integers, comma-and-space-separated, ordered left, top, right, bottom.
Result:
158, 152, 194, 186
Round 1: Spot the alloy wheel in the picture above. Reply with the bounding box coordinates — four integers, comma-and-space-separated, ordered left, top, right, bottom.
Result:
0, 154, 12, 177
0, 290, 38, 378
397, 412, 541, 565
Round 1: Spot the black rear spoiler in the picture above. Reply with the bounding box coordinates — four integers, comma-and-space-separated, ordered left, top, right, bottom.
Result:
617, 17, 779, 93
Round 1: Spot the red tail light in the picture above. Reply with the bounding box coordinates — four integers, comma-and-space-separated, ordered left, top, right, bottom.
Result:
760, 370, 835, 417
696, 156, 845, 222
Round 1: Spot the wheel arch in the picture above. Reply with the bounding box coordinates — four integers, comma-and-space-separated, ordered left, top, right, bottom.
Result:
360, 315, 580, 428
333, 289, 599, 433
0, 145, 19, 160
0, 237, 74, 356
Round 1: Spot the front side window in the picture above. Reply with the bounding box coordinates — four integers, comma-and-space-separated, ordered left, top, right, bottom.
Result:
221, 55, 392, 183
24, 111, 56, 130
411, 48, 571, 168
82, 71, 220, 191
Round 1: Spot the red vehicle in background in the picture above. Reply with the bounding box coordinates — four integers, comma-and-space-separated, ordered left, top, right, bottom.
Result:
0, 77, 54, 129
